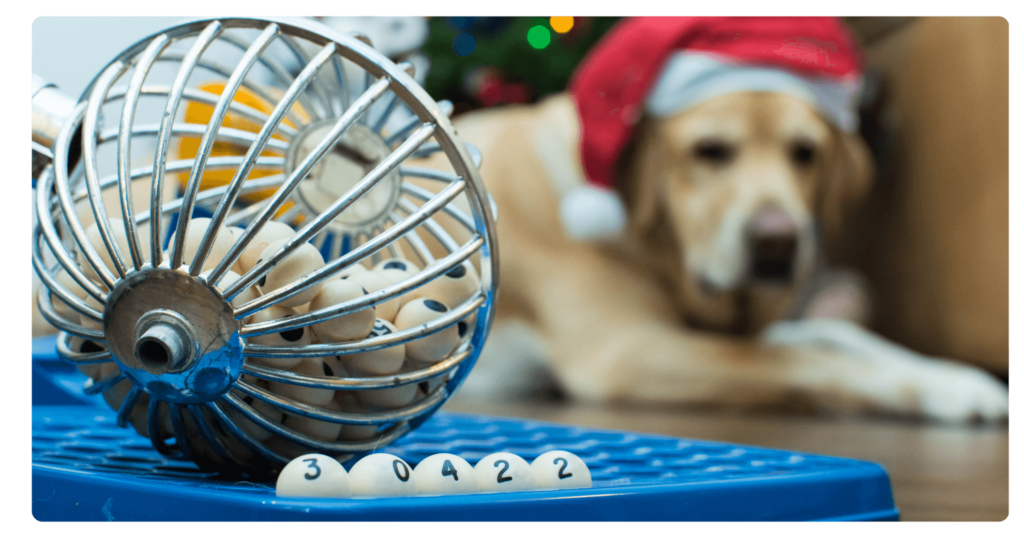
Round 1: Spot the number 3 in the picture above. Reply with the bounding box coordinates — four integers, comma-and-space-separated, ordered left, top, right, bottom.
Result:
303, 458, 322, 480
554, 457, 573, 479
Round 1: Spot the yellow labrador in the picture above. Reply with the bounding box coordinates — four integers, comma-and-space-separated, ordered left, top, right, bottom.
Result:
445, 92, 1008, 423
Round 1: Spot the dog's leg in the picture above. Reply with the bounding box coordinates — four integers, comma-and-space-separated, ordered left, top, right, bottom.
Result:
762, 319, 1008, 423
529, 253, 1007, 423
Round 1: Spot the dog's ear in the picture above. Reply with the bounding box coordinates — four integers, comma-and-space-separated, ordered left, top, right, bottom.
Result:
617, 120, 668, 238
818, 129, 875, 244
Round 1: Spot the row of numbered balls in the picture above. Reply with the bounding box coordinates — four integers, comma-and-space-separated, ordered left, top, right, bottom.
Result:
276, 451, 592, 498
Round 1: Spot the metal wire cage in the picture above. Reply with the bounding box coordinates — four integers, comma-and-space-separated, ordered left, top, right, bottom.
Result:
32, 17, 498, 475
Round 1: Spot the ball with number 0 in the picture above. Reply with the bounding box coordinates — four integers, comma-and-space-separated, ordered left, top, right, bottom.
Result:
474, 452, 536, 492
531, 450, 592, 489
348, 453, 418, 497
276, 453, 351, 498
414, 453, 478, 495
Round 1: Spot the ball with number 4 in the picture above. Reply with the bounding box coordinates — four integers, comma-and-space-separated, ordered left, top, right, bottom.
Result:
531, 450, 592, 489
349, 453, 418, 497
276, 453, 351, 498
474, 452, 536, 492
414, 453, 478, 495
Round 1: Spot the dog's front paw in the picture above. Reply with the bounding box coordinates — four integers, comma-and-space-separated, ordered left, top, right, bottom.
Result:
905, 360, 1008, 424
761, 319, 1008, 423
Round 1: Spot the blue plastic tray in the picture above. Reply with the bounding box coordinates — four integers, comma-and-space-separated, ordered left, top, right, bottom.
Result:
31, 336, 899, 521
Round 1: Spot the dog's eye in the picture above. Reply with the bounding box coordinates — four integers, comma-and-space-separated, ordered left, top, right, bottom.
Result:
693, 141, 734, 165
791, 142, 817, 166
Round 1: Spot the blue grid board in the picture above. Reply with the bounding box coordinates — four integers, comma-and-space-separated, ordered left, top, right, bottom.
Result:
31, 337, 898, 521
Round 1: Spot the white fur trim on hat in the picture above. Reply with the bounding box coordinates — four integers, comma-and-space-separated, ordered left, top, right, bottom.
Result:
559, 184, 627, 242
645, 51, 863, 132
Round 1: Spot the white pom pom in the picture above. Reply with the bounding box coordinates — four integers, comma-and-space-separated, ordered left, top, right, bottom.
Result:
559, 184, 627, 242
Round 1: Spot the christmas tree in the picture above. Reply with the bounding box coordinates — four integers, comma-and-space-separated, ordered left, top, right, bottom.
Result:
422, 17, 621, 115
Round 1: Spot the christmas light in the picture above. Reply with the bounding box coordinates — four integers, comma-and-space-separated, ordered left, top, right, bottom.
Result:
453, 33, 476, 56
550, 17, 574, 34
527, 25, 551, 49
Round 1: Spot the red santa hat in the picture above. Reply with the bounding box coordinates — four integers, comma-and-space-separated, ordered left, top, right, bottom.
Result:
560, 17, 864, 241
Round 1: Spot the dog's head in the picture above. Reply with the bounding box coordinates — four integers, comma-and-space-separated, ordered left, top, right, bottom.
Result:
619, 92, 873, 331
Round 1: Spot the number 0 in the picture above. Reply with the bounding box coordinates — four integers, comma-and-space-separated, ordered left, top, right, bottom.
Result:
393, 460, 410, 482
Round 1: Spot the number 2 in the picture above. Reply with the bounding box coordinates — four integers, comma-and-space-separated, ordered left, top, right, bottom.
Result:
494, 459, 512, 483
554, 457, 573, 479
303, 458, 321, 480
441, 459, 459, 481
393, 459, 410, 482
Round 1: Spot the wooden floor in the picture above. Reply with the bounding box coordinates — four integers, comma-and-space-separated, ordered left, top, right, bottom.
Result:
445, 398, 1009, 521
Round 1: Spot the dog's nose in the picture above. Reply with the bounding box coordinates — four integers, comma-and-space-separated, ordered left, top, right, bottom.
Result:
746, 206, 799, 283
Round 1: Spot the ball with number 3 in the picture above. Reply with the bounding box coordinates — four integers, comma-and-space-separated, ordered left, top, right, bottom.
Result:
474, 452, 536, 492
414, 453, 478, 495
349, 453, 418, 497
531, 450, 592, 489
276, 453, 351, 498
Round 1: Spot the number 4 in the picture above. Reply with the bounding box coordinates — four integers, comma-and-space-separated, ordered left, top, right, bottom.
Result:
441, 459, 459, 481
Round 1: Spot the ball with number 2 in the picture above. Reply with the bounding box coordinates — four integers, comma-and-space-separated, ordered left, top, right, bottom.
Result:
531, 450, 592, 489
474, 452, 536, 492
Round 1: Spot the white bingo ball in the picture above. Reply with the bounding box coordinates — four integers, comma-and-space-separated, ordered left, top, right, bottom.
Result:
167, 217, 234, 272
284, 399, 343, 441
204, 269, 261, 310
225, 227, 246, 272
308, 279, 376, 342
79, 218, 151, 281
375, 258, 420, 308
224, 394, 285, 442
474, 452, 537, 492
79, 294, 105, 331
348, 453, 417, 497
355, 357, 422, 410
268, 357, 338, 407
337, 262, 369, 279
245, 304, 309, 369
394, 298, 460, 364
457, 313, 476, 343
345, 319, 404, 376
410, 262, 479, 309
100, 366, 133, 411
373, 258, 420, 275
531, 450, 592, 490
334, 393, 380, 441
265, 436, 311, 461
357, 381, 418, 410
256, 238, 326, 307
69, 337, 107, 381
343, 271, 401, 322
237, 220, 295, 274
52, 269, 98, 323
414, 453, 478, 495
276, 453, 351, 498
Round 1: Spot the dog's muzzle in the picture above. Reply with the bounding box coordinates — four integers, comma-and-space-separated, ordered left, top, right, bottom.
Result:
746, 205, 799, 284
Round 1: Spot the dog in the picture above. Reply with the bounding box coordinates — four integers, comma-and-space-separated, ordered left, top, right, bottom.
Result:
31, 17, 1008, 424
437, 86, 1008, 423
